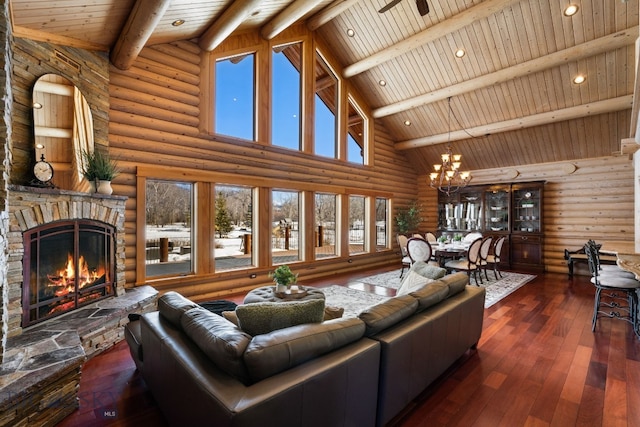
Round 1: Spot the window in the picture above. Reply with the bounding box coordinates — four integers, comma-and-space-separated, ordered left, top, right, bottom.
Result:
272, 43, 302, 150
145, 180, 193, 277
349, 195, 366, 255
214, 184, 255, 271
314, 51, 338, 158
272, 190, 301, 263
347, 97, 366, 164
376, 198, 389, 251
215, 53, 255, 140
315, 193, 338, 259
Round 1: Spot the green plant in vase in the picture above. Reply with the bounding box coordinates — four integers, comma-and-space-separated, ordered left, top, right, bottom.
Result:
81, 149, 120, 195
269, 265, 298, 293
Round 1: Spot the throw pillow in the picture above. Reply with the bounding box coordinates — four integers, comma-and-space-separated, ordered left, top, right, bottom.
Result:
411, 261, 447, 280
397, 270, 434, 296
235, 299, 325, 336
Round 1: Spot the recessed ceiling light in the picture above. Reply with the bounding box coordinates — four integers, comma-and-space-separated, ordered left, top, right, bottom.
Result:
172, 19, 185, 27
404, 120, 411, 126
378, 79, 387, 87
346, 28, 355, 37
573, 74, 586, 84
36, 143, 44, 149
563, 4, 579, 16
455, 49, 466, 58
32, 102, 43, 109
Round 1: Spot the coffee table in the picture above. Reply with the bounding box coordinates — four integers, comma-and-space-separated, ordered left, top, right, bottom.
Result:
243, 286, 325, 304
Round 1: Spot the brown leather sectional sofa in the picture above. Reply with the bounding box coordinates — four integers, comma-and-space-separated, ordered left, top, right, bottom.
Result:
125, 272, 485, 426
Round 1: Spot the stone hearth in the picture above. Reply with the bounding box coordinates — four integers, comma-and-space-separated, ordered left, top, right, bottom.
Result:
0, 186, 158, 426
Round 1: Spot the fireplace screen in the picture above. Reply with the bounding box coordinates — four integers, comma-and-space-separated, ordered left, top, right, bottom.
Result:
22, 220, 115, 327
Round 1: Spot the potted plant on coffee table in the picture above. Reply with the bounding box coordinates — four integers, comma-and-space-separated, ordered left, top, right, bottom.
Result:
81, 149, 120, 195
269, 265, 298, 293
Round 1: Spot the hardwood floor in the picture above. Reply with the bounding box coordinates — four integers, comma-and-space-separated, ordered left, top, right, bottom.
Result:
56, 269, 640, 427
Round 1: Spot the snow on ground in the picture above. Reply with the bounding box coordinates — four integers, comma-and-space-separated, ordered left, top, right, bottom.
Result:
146, 224, 247, 260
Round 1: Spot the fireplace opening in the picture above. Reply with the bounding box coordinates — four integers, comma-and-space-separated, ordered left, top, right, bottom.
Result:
22, 219, 116, 327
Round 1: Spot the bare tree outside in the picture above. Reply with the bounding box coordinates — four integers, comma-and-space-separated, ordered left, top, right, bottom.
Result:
349, 195, 366, 254
272, 190, 300, 263
315, 193, 337, 259
215, 185, 254, 272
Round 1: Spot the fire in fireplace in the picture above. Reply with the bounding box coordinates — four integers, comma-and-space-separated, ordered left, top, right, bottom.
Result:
22, 219, 116, 327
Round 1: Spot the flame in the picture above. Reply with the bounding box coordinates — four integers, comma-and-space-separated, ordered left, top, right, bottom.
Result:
47, 253, 105, 297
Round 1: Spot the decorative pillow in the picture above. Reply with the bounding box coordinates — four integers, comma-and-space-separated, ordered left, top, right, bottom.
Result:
397, 270, 434, 296
324, 306, 344, 320
158, 291, 199, 327
411, 261, 447, 280
181, 307, 252, 384
235, 299, 325, 336
358, 295, 418, 336
222, 310, 239, 326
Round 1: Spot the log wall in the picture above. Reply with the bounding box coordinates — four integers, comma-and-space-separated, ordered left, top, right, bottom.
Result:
108, 32, 419, 299
418, 155, 635, 276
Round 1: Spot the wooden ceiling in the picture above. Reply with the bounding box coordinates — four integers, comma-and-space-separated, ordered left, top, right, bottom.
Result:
9, 0, 639, 174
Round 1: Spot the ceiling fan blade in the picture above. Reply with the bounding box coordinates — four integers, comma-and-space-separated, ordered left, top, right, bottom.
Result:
378, 0, 404, 14
416, 0, 430, 16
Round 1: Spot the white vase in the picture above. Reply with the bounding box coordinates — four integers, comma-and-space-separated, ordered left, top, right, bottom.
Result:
96, 180, 113, 195
275, 283, 287, 293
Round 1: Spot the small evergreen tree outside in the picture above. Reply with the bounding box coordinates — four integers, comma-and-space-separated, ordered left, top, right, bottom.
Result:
215, 193, 234, 238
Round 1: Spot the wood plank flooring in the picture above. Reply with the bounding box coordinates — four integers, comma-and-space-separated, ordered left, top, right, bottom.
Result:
56, 268, 640, 427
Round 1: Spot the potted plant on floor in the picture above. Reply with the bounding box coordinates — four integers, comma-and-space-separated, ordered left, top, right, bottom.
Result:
269, 265, 298, 293
81, 149, 120, 195
395, 200, 423, 235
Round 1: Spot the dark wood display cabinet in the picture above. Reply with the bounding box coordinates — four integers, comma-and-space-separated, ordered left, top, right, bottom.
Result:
436, 181, 544, 271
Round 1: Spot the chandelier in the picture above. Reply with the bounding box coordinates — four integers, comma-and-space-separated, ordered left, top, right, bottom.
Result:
429, 97, 471, 196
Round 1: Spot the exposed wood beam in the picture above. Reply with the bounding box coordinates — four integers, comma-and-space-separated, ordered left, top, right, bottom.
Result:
198, 0, 263, 52
110, 0, 171, 70
11, 25, 107, 51
374, 28, 638, 118
395, 95, 633, 150
306, 0, 359, 31
261, 0, 326, 40
343, 0, 520, 78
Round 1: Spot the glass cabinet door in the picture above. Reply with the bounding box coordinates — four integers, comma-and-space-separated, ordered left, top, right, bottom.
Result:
512, 185, 541, 233
484, 186, 510, 232
460, 190, 483, 232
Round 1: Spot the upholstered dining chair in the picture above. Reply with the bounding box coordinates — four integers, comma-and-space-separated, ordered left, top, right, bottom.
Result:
484, 235, 507, 279
584, 241, 640, 337
406, 237, 438, 266
425, 232, 437, 243
445, 237, 483, 285
397, 234, 411, 278
477, 236, 494, 282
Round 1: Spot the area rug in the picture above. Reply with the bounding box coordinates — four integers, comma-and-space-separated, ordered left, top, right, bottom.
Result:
321, 285, 389, 318
355, 269, 536, 308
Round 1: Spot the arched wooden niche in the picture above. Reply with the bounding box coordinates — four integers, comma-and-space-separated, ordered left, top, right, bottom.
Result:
32, 74, 94, 191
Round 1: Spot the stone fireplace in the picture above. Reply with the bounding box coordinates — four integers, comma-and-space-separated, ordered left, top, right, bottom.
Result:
0, 186, 157, 426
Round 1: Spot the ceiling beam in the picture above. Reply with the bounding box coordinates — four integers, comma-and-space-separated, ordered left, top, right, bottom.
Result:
343, 0, 520, 78
110, 0, 171, 70
395, 95, 633, 150
373, 27, 638, 118
261, 0, 326, 40
198, 0, 263, 52
306, 0, 360, 31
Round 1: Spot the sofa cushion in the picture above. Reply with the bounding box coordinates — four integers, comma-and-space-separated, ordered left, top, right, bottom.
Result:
181, 307, 252, 384
158, 291, 199, 327
358, 295, 418, 336
409, 281, 450, 311
439, 272, 469, 297
243, 317, 365, 382
235, 299, 325, 336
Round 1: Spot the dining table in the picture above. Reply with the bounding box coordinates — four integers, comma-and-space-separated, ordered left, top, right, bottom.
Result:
599, 240, 640, 280
432, 242, 470, 268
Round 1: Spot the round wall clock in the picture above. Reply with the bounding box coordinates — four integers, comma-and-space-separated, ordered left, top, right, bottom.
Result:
33, 154, 53, 184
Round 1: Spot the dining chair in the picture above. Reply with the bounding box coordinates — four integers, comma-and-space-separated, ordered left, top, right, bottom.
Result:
406, 237, 438, 265
412, 233, 425, 240
584, 241, 640, 337
484, 235, 506, 279
397, 234, 411, 278
477, 236, 494, 282
445, 237, 483, 285
425, 232, 437, 243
